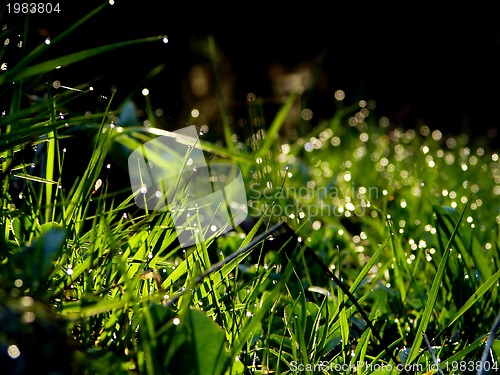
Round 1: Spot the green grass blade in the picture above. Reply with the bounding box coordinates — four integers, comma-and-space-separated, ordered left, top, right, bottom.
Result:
255, 92, 297, 160
0, 36, 165, 85
437, 266, 500, 338
4, 2, 107, 76
406, 200, 470, 364
207, 35, 234, 153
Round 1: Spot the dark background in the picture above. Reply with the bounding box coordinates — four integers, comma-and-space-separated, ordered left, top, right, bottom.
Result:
5, 2, 500, 147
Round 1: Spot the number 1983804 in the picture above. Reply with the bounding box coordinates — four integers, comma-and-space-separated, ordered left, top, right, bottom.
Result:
6, 3, 61, 14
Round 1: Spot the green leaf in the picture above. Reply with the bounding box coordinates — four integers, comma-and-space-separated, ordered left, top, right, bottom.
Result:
14, 224, 66, 289
406, 200, 470, 364
163, 308, 230, 375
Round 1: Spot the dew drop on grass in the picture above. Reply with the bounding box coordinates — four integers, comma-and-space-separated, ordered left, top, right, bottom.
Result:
94, 179, 102, 191
7, 345, 20, 359
173, 317, 180, 325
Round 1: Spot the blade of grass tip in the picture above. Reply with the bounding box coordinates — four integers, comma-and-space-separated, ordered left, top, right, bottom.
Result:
0, 36, 166, 85
120, 63, 166, 106
254, 91, 297, 160
207, 35, 234, 153
406, 198, 470, 365
477, 311, 500, 375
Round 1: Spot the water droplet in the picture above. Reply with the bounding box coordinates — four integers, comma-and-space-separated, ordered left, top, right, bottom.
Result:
7, 345, 20, 359
45, 38, 51, 45
162, 36, 168, 43
173, 317, 180, 325
94, 179, 102, 191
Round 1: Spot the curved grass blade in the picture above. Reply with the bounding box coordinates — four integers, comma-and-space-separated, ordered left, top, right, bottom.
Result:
0, 36, 166, 85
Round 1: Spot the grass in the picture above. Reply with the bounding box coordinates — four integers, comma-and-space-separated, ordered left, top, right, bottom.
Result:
1, 3, 500, 375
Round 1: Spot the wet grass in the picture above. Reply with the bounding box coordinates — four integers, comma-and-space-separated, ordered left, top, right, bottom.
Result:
1, 4, 500, 375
